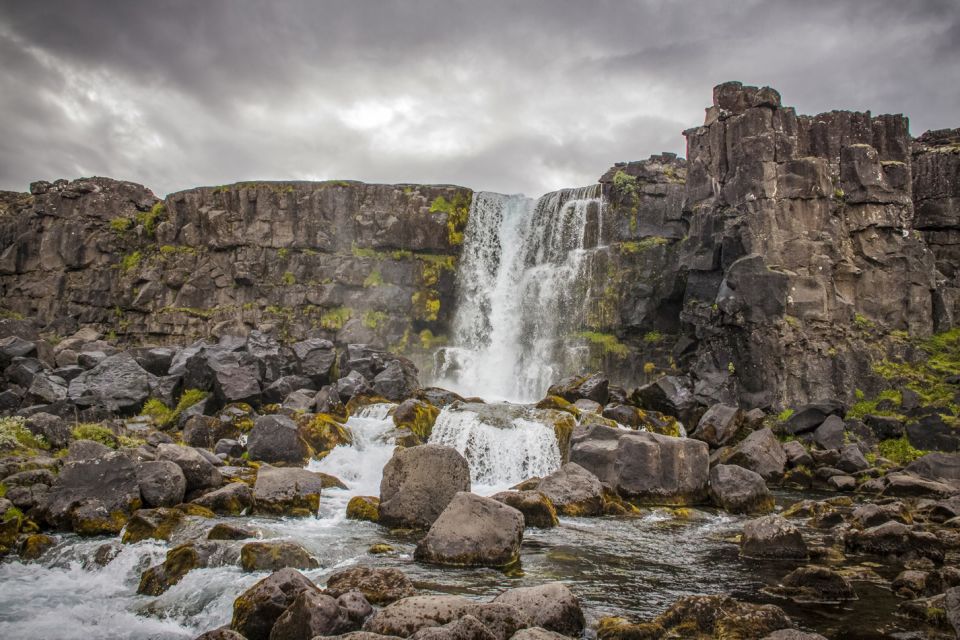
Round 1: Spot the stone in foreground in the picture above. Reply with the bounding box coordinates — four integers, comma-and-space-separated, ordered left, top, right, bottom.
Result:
378, 444, 471, 528
414, 492, 524, 567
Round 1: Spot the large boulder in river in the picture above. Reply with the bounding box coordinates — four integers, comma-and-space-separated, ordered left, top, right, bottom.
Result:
241, 541, 318, 572
231, 568, 318, 640
414, 492, 524, 567
492, 583, 584, 636
536, 463, 604, 516
67, 352, 156, 413
570, 425, 709, 505
325, 566, 417, 604
741, 515, 808, 560
709, 464, 774, 514
269, 589, 354, 640
156, 443, 222, 493
491, 491, 558, 528
40, 450, 142, 534
252, 466, 323, 516
379, 444, 471, 528
652, 594, 791, 639
193, 482, 254, 515
246, 415, 310, 464
724, 428, 786, 482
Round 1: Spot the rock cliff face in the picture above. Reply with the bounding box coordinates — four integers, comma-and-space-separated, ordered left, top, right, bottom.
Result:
0, 82, 956, 408
0, 179, 470, 370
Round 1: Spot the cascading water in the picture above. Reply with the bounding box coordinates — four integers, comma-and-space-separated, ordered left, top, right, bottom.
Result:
433, 185, 605, 402
428, 404, 562, 493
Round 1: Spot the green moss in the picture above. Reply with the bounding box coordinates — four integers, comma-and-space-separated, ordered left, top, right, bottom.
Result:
71, 423, 118, 448
871, 328, 960, 415
620, 237, 669, 253
878, 437, 927, 465
0, 416, 48, 452
363, 270, 383, 288
363, 310, 388, 330
418, 329, 446, 350
429, 192, 471, 246
135, 202, 165, 236
577, 331, 629, 357
277, 247, 289, 259
140, 398, 174, 426
848, 389, 905, 420
0, 309, 24, 320
612, 170, 638, 198
109, 217, 134, 235
776, 409, 794, 423
854, 313, 875, 330
281, 271, 296, 286
643, 330, 663, 343
411, 291, 440, 322
320, 306, 353, 330
158, 244, 197, 257
120, 251, 142, 274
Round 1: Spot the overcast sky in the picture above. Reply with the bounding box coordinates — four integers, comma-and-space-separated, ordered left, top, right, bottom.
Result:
1, 1, 957, 198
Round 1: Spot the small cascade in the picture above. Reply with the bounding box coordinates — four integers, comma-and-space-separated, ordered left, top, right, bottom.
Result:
428, 404, 562, 493
433, 185, 605, 402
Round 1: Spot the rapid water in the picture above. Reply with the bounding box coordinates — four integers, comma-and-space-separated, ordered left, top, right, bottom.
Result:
434, 186, 605, 402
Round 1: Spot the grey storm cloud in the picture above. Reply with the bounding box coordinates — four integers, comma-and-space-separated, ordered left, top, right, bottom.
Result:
0, 0, 958, 198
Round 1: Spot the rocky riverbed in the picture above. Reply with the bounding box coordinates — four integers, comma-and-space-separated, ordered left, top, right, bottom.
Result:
1, 325, 960, 639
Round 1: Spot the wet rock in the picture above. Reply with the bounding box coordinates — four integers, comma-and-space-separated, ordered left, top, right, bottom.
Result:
247, 415, 310, 464
725, 428, 787, 482
850, 502, 911, 528
371, 359, 420, 402
338, 591, 374, 626
139, 541, 235, 596
346, 495, 380, 522
393, 398, 440, 443
231, 568, 318, 640
709, 464, 774, 514
156, 443, 223, 493
652, 594, 791, 638
297, 413, 352, 455
193, 482, 254, 515
844, 521, 944, 563
379, 444, 471, 528
67, 352, 156, 413
690, 403, 742, 447
241, 540, 318, 572
18, 533, 56, 561
536, 463, 604, 517
415, 492, 524, 567
492, 583, 584, 636
741, 515, 808, 560
122, 507, 185, 543
491, 491, 558, 528
208, 523, 255, 540
252, 466, 323, 516
771, 565, 856, 603
40, 451, 142, 534
570, 425, 709, 505
136, 459, 187, 508
882, 472, 956, 498
547, 373, 609, 405
761, 631, 828, 640
362, 594, 473, 636
325, 566, 416, 604
893, 569, 942, 598
510, 628, 570, 640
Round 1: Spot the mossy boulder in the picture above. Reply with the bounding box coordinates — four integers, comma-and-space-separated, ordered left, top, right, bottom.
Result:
535, 396, 580, 417
636, 409, 682, 437
252, 466, 323, 516
537, 463, 605, 517
207, 523, 255, 540
122, 507, 186, 543
491, 490, 559, 528
231, 568, 318, 640
18, 533, 56, 560
346, 496, 380, 522
240, 541, 319, 572
192, 482, 254, 516
392, 398, 440, 443
652, 594, 792, 639
597, 616, 664, 640
345, 394, 392, 415
72, 504, 131, 536
138, 541, 231, 596
297, 413, 352, 456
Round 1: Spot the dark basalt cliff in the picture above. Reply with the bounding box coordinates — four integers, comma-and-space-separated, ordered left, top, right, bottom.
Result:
0, 82, 957, 408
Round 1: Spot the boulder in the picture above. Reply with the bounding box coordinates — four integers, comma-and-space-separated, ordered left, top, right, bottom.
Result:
193, 482, 254, 515
536, 463, 604, 517
652, 594, 791, 638
492, 583, 584, 636
263, 375, 316, 404
836, 444, 869, 473
709, 464, 774, 514
194, 629, 248, 640
247, 415, 311, 464
241, 541, 318, 572
850, 502, 911, 528
183, 415, 240, 449
772, 565, 856, 603
844, 521, 944, 563
741, 515, 808, 560
362, 595, 474, 637
812, 415, 845, 450
185, 348, 262, 408
379, 444, 471, 528
491, 491, 558, 528
139, 541, 236, 596
297, 413, 352, 455
690, 403, 742, 447
408, 616, 496, 640
784, 401, 844, 435
905, 453, 960, 486
122, 507, 185, 543
346, 496, 380, 522
231, 568, 318, 640
325, 566, 416, 604
269, 589, 353, 640
393, 398, 440, 442
629, 375, 698, 425
546, 373, 609, 405
570, 425, 709, 505
156, 444, 223, 493
208, 523, 255, 540
337, 591, 374, 626
24, 412, 71, 449
725, 428, 786, 482
40, 451, 142, 534
291, 339, 337, 385
67, 352, 156, 413
253, 466, 324, 516
414, 492, 525, 567
781, 441, 813, 468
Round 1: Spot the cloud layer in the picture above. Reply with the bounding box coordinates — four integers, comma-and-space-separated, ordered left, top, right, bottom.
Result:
1, 0, 957, 197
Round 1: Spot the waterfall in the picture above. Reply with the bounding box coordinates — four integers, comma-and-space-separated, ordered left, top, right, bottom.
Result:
434, 185, 605, 402
429, 403, 562, 493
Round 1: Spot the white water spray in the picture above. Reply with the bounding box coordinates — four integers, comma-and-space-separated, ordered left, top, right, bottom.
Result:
434, 185, 605, 402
